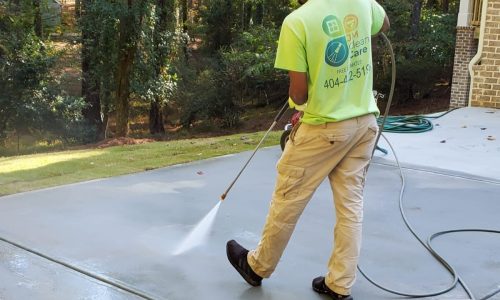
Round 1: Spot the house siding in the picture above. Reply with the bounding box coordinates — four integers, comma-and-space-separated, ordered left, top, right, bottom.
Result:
451, 27, 477, 108
471, 0, 500, 108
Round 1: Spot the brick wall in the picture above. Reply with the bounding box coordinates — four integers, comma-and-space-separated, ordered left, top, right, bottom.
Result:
451, 27, 477, 108
471, 0, 500, 108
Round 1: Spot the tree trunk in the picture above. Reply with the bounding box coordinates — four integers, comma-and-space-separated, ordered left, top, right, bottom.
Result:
181, 0, 189, 61
181, 0, 188, 29
442, 0, 449, 12
81, 0, 104, 141
75, 0, 81, 20
148, 0, 169, 135
114, 0, 142, 137
244, 2, 252, 29
33, 0, 43, 38
102, 100, 110, 139
114, 47, 134, 137
410, 0, 423, 39
149, 100, 165, 134
255, 2, 263, 26
426, 0, 437, 9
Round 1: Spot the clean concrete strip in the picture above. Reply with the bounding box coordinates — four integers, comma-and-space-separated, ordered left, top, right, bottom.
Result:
372, 160, 500, 186
0, 235, 158, 300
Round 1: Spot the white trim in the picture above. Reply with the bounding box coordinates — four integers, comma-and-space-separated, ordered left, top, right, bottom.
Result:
468, 0, 488, 107
457, 0, 473, 26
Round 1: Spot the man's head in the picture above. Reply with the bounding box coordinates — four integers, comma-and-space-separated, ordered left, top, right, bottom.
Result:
298, 0, 308, 5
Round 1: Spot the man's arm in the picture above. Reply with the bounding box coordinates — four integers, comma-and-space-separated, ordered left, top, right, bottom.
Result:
380, 15, 390, 33
371, 0, 390, 35
288, 71, 308, 105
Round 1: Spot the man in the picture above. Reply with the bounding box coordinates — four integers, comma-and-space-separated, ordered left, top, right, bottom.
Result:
226, 0, 390, 299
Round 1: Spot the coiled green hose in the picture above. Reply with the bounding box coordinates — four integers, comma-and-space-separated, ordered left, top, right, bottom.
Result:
377, 109, 458, 134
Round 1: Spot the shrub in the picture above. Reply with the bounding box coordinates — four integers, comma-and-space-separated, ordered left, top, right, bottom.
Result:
220, 26, 287, 106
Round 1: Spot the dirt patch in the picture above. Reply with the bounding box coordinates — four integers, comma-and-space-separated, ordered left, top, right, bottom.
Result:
382, 97, 451, 116
96, 137, 156, 149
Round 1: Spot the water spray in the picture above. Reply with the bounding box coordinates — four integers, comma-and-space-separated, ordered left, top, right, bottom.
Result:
172, 102, 289, 255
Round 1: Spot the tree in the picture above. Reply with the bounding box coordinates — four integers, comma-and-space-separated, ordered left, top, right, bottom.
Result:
81, 0, 104, 140
148, 0, 176, 134
375, 0, 458, 102
0, 4, 88, 148
410, 0, 423, 39
426, 0, 451, 12
204, 0, 233, 51
114, 0, 155, 137
33, 0, 43, 37
75, 0, 81, 19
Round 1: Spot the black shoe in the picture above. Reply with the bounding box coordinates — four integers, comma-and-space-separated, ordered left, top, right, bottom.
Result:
226, 240, 263, 286
312, 276, 353, 300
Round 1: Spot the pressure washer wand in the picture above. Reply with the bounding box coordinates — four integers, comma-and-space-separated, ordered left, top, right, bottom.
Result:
220, 100, 289, 201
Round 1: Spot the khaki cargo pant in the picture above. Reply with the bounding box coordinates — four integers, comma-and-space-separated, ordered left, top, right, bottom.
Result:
248, 113, 378, 296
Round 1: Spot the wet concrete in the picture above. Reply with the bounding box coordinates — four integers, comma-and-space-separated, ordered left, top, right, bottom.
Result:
0, 147, 500, 299
0, 143, 499, 299
0, 240, 140, 300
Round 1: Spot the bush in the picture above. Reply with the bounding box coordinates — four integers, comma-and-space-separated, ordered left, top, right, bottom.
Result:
220, 26, 287, 106
0, 6, 93, 147
374, 0, 457, 103
177, 66, 241, 129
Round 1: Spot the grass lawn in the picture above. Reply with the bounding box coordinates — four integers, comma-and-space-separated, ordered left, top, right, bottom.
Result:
0, 131, 281, 196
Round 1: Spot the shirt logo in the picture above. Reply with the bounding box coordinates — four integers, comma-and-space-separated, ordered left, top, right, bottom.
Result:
322, 15, 343, 38
322, 15, 349, 67
344, 14, 359, 42
325, 41, 349, 67
344, 15, 358, 33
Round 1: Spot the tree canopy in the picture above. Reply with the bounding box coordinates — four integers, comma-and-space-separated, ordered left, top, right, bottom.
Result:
0, 0, 459, 154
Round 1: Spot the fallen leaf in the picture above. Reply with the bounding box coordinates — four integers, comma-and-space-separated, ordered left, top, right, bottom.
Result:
481, 128, 487, 130
440, 140, 446, 143
461, 125, 467, 128
485, 111, 495, 114
196, 171, 204, 175
487, 136, 496, 141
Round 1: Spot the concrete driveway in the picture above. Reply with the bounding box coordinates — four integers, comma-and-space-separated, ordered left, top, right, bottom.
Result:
0, 108, 499, 300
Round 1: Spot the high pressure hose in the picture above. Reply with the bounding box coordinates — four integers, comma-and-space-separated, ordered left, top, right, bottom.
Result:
360, 33, 500, 300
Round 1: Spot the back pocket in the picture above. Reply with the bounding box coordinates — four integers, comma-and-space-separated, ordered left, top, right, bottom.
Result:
320, 133, 350, 145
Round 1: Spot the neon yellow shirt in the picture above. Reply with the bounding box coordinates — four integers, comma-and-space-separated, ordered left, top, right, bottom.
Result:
275, 0, 386, 124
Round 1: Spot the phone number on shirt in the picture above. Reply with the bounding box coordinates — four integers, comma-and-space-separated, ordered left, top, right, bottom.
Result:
323, 64, 372, 89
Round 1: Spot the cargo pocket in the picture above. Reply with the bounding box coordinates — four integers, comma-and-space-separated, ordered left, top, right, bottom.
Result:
367, 125, 379, 136
275, 163, 305, 199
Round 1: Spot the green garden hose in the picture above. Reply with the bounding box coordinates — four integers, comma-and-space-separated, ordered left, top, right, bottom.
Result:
377, 109, 458, 134
361, 32, 500, 300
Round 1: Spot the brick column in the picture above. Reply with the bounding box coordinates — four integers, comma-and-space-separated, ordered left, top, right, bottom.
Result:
450, 26, 477, 108
471, 0, 500, 109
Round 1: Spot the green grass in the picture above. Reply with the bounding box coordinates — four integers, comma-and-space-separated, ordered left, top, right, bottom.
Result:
0, 131, 281, 196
